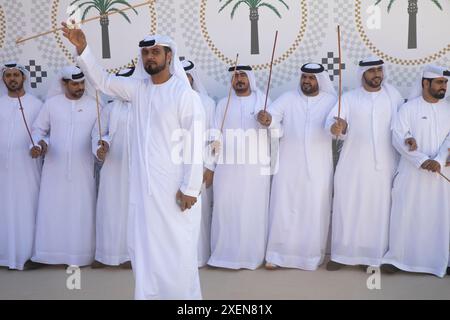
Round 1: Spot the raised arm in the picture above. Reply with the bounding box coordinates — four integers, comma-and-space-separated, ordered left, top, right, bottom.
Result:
62, 22, 137, 101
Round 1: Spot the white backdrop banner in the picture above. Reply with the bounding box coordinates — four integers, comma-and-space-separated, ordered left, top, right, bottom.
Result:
1, 0, 449, 101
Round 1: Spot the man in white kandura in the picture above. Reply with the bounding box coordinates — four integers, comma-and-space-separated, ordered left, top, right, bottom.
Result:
325, 57, 404, 270
31, 66, 99, 267
259, 63, 337, 271
0, 62, 43, 270
206, 65, 271, 270
62, 23, 205, 299
181, 58, 216, 268
91, 66, 136, 269
382, 65, 450, 277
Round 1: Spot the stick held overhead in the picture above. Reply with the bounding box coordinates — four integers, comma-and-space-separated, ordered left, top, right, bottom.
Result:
16, 0, 153, 44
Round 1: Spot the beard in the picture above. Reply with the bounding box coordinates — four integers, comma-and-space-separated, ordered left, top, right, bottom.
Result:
431, 89, 446, 100
5, 81, 23, 92
364, 76, 383, 89
233, 81, 249, 93
301, 83, 318, 95
71, 89, 85, 99
144, 60, 167, 75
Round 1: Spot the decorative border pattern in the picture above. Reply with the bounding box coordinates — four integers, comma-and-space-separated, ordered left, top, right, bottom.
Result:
199, 0, 308, 70
181, 0, 328, 90
355, 0, 450, 66
0, 6, 5, 49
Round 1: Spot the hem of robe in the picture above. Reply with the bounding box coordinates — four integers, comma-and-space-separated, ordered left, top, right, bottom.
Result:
0, 260, 27, 271
207, 258, 263, 270
382, 257, 446, 278
331, 254, 382, 267
198, 259, 209, 268
265, 251, 324, 271
32, 252, 94, 267
95, 253, 130, 266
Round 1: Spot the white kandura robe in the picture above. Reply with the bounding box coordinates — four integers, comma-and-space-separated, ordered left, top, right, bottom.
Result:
31, 94, 98, 266
325, 85, 403, 266
0, 94, 42, 270
383, 97, 450, 277
92, 99, 132, 266
198, 93, 215, 267
207, 92, 271, 270
78, 46, 205, 300
266, 91, 336, 270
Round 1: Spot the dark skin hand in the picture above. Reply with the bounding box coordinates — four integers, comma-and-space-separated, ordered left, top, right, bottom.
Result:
405, 137, 418, 152
203, 169, 214, 189
447, 148, 450, 167
30, 140, 48, 158
96, 140, 110, 162
176, 190, 198, 212
330, 117, 348, 136
257, 110, 272, 127
421, 159, 441, 173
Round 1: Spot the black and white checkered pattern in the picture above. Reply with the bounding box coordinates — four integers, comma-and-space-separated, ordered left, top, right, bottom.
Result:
322, 51, 346, 82
156, 0, 176, 39
0, 1, 25, 63
32, 0, 71, 72
25, 60, 48, 88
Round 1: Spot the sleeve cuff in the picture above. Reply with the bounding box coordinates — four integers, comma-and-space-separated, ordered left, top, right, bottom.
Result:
180, 185, 200, 198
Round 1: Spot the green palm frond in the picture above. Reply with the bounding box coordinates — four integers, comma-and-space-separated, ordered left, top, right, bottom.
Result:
257, 2, 282, 17
219, 0, 247, 13
374, 0, 397, 13
219, 0, 288, 17
107, 8, 132, 23
70, 0, 137, 19
80, 4, 98, 20
107, 0, 138, 15
430, 0, 443, 10
230, 1, 248, 18
274, 0, 289, 10
375, 0, 446, 12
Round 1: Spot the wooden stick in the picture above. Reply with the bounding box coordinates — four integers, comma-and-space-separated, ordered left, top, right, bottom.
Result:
337, 25, 343, 119
95, 91, 102, 142
17, 95, 35, 146
16, 0, 153, 44
219, 53, 240, 133
439, 172, 450, 184
263, 30, 278, 112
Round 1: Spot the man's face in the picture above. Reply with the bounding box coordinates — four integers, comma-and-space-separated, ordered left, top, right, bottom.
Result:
186, 73, 194, 88
425, 77, 448, 100
232, 71, 250, 94
142, 45, 171, 75
63, 80, 85, 99
3, 69, 25, 93
300, 73, 319, 96
363, 66, 384, 89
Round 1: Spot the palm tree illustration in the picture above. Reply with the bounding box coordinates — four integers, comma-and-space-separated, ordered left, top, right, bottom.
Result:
70, 0, 138, 59
374, 0, 445, 49
218, 0, 289, 55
